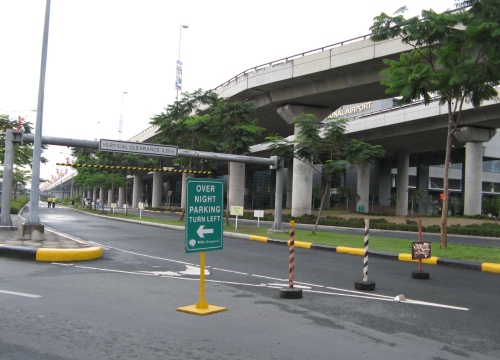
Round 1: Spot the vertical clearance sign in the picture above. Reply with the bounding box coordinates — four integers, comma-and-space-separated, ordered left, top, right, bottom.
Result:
185, 178, 224, 253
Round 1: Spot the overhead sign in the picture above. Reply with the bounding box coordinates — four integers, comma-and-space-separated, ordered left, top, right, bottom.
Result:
99, 139, 178, 157
185, 178, 224, 253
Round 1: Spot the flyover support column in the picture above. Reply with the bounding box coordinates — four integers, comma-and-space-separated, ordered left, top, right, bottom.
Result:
270, 157, 285, 232
229, 162, 245, 208
417, 157, 430, 216
291, 134, 313, 216
356, 164, 370, 213
0, 130, 16, 226
378, 159, 393, 207
118, 187, 125, 207
277, 104, 331, 217
180, 172, 189, 209
286, 159, 293, 208
454, 126, 496, 216
132, 175, 142, 208
107, 189, 113, 206
152, 171, 163, 208
464, 142, 483, 215
396, 149, 409, 216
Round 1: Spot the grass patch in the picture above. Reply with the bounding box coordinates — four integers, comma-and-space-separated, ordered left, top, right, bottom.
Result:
89, 210, 500, 264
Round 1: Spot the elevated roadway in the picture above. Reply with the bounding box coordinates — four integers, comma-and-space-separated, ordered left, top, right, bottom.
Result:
132, 34, 499, 158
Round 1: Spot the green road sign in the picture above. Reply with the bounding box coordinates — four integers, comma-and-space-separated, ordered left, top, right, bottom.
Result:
185, 178, 224, 253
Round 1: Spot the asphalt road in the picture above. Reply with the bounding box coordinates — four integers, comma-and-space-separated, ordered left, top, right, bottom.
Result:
119, 207, 500, 248
1, 206, 498, 359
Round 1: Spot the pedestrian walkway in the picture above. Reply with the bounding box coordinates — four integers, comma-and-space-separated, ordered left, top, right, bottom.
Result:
0, 213, 102, 262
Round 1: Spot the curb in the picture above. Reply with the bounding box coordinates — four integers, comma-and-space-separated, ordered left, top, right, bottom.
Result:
68, 208, 500, 274
0, 244, 103, 262
237, 232, 500, 274
0, 209, 103, 262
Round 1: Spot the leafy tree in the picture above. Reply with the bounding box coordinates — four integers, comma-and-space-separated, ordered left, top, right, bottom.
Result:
266, 114, 384, 234
151, 89, 264, 224
370, 1, 500, 248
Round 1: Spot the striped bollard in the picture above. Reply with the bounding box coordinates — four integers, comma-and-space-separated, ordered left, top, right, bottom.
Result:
355, 219, 376, 291
280, 220, 303, 299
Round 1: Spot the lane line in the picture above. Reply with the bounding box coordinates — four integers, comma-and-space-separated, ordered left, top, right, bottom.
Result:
55, 242, 469, 311
0, 289, 42, 298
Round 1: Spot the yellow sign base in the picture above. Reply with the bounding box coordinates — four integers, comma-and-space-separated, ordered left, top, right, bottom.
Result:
177, 303, 227, 316
177, 252, 227, 315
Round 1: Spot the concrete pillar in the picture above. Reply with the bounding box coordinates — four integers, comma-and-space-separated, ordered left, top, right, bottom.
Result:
270, 168, 276, 209
286, 159, 293, 208
464, 142, 483, 215
0, 130, 16, 226
229, 162, 245, 207
291, 154, 313, 216
277, 104, 331, 217
118, 187, 125, 207
396, 149, 409, 216
180, 172, 188, 209
454, 126, 496, 216
167, 177, 173, 207
152, 171, 163, 208
107, 189, 113, 206
417, 158, 430, 215
132, 175, 142, 208
356, 164, 370, 213
378, 160, 392, 207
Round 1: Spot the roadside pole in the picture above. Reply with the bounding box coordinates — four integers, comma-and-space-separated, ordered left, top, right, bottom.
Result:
355, 219, 376, 290
177, 178, 227, 315
280, 220, 303, 299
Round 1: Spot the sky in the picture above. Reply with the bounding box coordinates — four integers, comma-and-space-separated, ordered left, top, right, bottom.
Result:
0, 0, 453, 183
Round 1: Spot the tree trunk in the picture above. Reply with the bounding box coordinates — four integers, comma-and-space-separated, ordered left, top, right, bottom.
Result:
312, 184, 329, 235
440, 111, 454, 249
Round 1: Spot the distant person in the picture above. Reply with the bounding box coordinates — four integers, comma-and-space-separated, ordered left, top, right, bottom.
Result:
48, 198, 51, 208
96, 198, 101, 209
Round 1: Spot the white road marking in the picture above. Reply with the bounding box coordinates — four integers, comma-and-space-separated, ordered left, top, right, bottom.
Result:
53, 242, 469, 311
0, 289, 42, 298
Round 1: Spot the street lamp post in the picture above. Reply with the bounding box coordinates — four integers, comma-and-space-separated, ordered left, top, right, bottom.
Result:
95, 121, 100, 141
26, 0, 51, 237
119, 91, 127, 140
175, 25, 189, 101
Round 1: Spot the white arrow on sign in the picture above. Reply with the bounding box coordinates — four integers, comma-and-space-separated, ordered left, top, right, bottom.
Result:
197, 225, 214, 238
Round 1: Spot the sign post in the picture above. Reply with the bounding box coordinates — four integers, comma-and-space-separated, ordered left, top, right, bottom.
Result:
230, 206, 243, 231
138, 202, 144, 219
177, 178, 226, 315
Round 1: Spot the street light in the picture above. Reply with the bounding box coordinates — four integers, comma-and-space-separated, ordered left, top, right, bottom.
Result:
175, 25, 189, 101
95, 121, 100, 141
118, 91, 127, 140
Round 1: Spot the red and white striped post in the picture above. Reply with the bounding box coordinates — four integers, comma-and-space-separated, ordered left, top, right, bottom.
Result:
280, 220, 302, 299
289, 220, 295, 288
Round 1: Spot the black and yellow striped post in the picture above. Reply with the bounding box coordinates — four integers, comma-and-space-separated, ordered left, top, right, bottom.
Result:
280, 220, 303, 299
